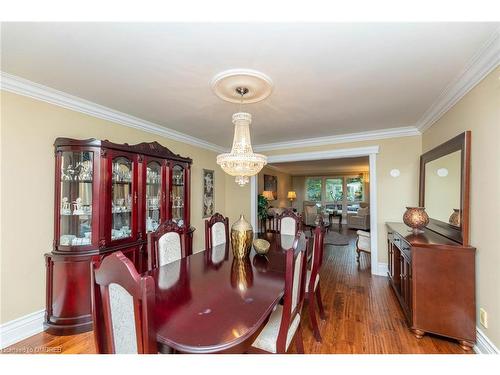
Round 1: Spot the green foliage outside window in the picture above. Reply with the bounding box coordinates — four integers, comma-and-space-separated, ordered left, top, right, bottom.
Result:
306, 178, 322, 201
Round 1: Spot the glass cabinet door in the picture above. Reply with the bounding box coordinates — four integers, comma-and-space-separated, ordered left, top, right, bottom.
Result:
171, 165, 185, 226
146, 161, 162, 233
111, 156, 133, 240
59, 151, 94, 246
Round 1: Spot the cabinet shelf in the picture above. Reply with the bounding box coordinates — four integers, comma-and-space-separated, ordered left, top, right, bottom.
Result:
112, 180, 132, 184
61, 179, 93, 184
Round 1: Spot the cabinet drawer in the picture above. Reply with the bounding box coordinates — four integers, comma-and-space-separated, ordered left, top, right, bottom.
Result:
394, 233, 411, 261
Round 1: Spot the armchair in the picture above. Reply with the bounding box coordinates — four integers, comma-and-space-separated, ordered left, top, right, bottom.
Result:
303, 202, 319, 227
347, 203, 370, 230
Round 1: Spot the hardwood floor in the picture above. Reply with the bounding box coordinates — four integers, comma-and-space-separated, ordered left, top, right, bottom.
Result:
3, 227, 471, 354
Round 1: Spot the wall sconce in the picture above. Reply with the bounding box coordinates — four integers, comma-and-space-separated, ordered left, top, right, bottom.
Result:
390, 169, 400, 178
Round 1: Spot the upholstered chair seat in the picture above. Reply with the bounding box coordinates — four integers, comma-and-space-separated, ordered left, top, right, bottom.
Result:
304, 224, 327, 342
249, 232, 308, 354
92, 251, 157, 354
277, 209, 302, 236
356, 230, 371, 263
158, 232, 182, 266
205, 213, 229, 255
147, 220, 187, 271
251, 305, 301, 353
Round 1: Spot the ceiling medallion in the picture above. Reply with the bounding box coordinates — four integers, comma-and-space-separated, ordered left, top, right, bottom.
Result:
214, 70, 271, 186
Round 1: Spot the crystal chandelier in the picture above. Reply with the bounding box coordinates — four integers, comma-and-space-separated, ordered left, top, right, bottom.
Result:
217, 87, 267, 186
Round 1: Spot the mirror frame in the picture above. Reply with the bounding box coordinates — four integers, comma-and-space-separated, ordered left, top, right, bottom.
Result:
419, 131, 471, 246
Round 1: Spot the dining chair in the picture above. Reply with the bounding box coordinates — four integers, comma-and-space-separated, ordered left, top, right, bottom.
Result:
147, 220, 186, 270
305, 223, 327, 342
204, 213, 229, 264
277, 209, 302, 236
249, 232, 308, 354
91, 251, 157, 354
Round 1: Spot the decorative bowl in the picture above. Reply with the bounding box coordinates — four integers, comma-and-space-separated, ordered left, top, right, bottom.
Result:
253, 239, 270, 255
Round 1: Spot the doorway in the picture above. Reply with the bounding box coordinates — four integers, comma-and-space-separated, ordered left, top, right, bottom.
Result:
250, 146, 380, 275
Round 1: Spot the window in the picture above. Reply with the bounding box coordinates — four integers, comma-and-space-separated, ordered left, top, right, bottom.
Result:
305, 177, 322, 201
325, 178, 343, 202
346, 176, 363, 202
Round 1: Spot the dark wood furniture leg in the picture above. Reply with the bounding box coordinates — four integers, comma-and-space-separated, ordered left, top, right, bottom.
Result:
294, 324, 305, 354
411, 328, 425, 339
316, 283, 326, 320
308, 294, 322, 342
458, 340, 474, 351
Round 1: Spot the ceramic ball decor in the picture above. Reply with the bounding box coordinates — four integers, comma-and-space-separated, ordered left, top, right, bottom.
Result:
403, 207, 429, 234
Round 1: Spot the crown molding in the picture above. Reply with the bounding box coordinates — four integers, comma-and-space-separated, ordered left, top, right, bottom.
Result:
0, 72, 227, 153
254, 127, 420, 152
416, 28, 500, 133
266, 146, 379, 164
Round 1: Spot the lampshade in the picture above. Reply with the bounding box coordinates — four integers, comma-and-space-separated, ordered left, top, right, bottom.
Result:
262, 191, 275, 200
287, 191, 297, 200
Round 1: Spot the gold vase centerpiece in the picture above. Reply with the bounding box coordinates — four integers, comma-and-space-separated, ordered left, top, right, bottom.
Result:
449, 209, 461, 227
403, 207, 429, 234
231, 214, 253, 258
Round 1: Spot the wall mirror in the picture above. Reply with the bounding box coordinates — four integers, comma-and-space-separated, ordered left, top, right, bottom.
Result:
419, 131, 471, 245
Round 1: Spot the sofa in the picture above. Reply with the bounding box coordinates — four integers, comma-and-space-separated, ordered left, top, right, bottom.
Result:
347, 202, 370, 230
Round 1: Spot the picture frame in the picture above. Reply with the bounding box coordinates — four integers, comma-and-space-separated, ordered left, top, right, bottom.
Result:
202, 169, 215, 218
263, 174, 278, 200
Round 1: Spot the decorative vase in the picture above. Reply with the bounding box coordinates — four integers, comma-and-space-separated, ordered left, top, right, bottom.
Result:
231, 214, 253, 258
449, 209, 461, 227
403, 207, 429, 234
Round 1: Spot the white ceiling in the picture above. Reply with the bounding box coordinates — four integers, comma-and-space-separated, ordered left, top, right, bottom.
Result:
1, 22, 498, 148
270, 157, 369, 176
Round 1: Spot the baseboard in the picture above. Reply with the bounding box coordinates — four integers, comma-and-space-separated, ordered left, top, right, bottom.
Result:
474, 327, 499, 354
374, 262, 388, 277
0, 310, 45, 349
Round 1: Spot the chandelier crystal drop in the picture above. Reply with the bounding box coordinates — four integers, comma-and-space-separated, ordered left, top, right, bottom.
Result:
216, 111, 267, 186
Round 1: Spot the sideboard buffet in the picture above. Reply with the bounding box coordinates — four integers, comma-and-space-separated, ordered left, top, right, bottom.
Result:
45, 138, 193, 335
386, 222, 476, 350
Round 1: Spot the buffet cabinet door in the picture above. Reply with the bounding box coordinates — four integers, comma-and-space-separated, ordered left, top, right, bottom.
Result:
399, 252, 412, 321
106, 150, 139, 245
141, 157, 167, 235
168, 162, 190, 228
55, 147, 101, 252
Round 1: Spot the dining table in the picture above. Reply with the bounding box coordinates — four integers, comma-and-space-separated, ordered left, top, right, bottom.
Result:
143, 232, 305, 354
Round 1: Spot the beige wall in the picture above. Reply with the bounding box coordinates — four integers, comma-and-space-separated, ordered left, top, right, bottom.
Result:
257, 166, 292, 209
225, 136, 422, 264
0, 91, 227, 323
422, 67, 500, 347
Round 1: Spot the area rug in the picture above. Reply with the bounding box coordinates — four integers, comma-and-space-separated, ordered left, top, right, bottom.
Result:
323, 231, 350, 246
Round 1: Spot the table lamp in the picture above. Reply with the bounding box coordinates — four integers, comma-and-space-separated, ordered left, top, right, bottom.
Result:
262, 190, 275, 201
287, 191, 297, 207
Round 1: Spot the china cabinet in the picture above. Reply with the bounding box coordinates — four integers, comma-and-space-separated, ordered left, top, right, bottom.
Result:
45, 138, 193, 335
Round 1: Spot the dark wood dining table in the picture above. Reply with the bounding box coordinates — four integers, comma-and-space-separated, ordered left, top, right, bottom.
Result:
143, 232, 303, 354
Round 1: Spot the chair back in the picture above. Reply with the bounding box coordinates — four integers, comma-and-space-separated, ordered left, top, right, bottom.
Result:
204, 213, 229, 249
276, 231, 308, 352
147, 220, 186, 270
91, 251, 156, 354
309, 223, 326, 293
277, 209, 302, 236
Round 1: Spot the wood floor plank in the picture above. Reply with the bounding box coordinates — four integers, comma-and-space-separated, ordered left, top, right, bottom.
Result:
2, 228, 471, 354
